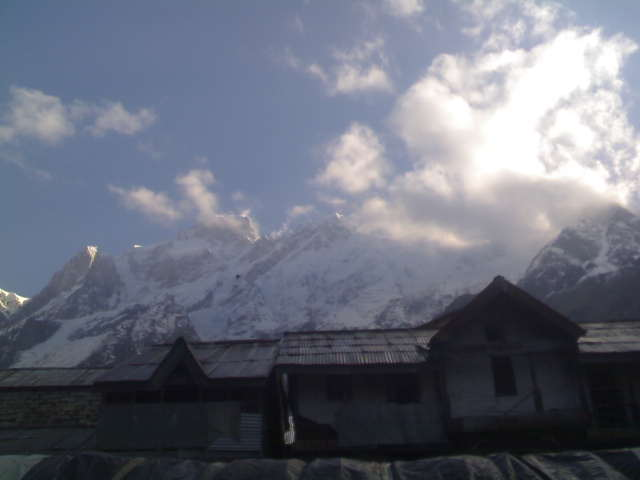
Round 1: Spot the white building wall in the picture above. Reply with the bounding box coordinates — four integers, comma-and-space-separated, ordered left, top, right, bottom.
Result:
443, 317, 583, 426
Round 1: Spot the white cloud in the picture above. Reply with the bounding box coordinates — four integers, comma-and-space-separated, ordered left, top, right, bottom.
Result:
108, 185, 182, 223
110, 168, 255, 233
175, 169, 220, 226
0, 86, 156, 147
383, 0, 425, 18
0, 87, 75, 144
88, 102, 156, 136
316, 123, 390, 194
310, 1, 640, 272
457, 0, 565, 48
286, 38, 393, 95
288, 204, 315, 218
333, 64, 393, 95
175, 169, 249, 231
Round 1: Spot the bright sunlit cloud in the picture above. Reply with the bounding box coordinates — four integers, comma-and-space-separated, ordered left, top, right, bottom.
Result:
108, 185, 182, 224
306, 0, 640, 270
315, 122, 390, 194
109, 169, 256, 234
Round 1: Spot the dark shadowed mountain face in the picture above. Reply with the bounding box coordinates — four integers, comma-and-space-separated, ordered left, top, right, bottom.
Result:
519, 205, 640, 322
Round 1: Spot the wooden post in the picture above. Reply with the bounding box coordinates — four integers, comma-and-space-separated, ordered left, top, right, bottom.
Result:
527, 353, 544, 413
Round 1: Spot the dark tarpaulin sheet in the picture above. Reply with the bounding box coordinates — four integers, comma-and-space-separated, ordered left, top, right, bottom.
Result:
301, 458, 393, 480
521, 451, 628, 480
0, 454, 47, 480
123, 457, 225, 480
13, 448, 640, 480
21, 453, 132, 480
214, 459, 306, 480
393, 456, 505, 480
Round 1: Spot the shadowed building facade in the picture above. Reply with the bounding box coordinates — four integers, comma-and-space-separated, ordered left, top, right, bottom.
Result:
0, 277, 638, 457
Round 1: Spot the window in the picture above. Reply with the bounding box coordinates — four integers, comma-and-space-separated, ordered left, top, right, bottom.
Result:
326, 375, 352, 402
386, 374, 421, 404
491, 356, 517, 397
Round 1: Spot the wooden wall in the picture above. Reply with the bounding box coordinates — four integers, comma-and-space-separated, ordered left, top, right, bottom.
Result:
291, 370, 446, 448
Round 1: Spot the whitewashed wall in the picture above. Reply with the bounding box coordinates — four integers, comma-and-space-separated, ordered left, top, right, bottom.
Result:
442, 316, 583, 429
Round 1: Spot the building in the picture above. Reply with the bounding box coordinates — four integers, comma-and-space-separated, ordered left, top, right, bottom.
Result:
0, 276, 638, 457
579, 320, 640, 443
0, 367, 107, 453
274, 329, 444, 454
94, 337, 279, 458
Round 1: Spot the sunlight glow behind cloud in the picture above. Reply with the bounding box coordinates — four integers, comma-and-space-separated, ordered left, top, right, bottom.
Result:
308, 0, 640, 269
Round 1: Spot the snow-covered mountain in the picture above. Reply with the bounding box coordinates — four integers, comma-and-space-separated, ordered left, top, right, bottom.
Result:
0, 214, 516, 368
0, 289, 28, 322
519, 205, 640, 322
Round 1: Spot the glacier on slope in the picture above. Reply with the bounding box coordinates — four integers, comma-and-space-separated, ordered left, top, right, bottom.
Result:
1, 214, 519, 367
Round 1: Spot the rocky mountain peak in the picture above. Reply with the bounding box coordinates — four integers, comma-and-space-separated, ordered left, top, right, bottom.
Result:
10, 245, 109, 323
520, 204, 640, 300
0, 289, 29, 319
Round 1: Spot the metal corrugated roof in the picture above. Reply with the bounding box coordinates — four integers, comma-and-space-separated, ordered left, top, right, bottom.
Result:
276, 329, 435, 366
99, 340, 279, 383
579, 320, 640, 354
0, 368, 109, 389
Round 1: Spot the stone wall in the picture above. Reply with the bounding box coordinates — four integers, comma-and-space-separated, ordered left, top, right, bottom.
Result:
0, 389, 101, 428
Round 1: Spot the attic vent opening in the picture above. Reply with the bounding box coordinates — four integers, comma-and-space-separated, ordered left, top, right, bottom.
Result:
491, 355, 517, 397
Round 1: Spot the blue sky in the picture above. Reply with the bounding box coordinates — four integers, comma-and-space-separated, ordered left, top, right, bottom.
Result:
3, 0, 640, 296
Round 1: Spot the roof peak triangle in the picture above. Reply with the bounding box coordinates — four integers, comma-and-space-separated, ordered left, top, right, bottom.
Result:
147, 336, 210, 388
426, 275, 585, 342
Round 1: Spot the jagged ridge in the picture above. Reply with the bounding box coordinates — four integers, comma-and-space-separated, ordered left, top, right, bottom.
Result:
0, 215, 512, 368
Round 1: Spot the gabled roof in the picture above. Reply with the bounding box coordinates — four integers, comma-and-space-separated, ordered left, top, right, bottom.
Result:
95, 337, 279, 386
276, 329, 435, 367
425, 276, 585, 342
